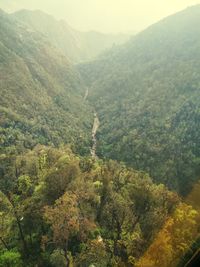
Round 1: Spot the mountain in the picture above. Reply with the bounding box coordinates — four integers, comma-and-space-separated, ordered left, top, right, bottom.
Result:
12, 9, 130, 63
0, 9, 178, 261
0, 9, 93, 156
0, 5, 200, 267
79, 5, 200, 195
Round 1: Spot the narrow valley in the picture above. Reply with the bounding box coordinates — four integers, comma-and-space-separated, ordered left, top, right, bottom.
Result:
1, 3, 200, 267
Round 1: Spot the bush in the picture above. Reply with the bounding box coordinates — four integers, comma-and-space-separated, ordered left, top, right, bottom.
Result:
0, 250, 23, 267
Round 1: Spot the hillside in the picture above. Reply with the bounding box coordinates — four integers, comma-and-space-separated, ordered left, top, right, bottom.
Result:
1, 4, 200, 267
12, 9, 130, 63
0, 9, 93, 155
79, 5, 200, 195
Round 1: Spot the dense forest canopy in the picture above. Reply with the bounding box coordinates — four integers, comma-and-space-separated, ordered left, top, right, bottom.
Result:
0, 145, 181, 266
0, 4, 200, 267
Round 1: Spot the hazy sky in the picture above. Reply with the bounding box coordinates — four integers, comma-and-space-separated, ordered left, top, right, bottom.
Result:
1, 0, 200, 33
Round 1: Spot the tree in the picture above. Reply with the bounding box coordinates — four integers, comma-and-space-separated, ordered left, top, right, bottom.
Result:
44, 191, 96, 266
136, 203, 198, 267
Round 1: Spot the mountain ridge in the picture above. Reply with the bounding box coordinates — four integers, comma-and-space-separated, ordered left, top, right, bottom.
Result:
12, 9, 130, 63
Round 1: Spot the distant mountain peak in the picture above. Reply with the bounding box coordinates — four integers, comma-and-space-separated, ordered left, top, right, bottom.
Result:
12, 9, 130, 63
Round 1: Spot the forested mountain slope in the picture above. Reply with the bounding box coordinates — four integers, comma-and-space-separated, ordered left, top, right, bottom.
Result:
79, 5, 200, 195
12, 9, 129, 63
0, 9, 93, 155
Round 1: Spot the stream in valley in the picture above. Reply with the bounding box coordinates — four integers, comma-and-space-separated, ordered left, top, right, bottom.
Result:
83, 88, 100, 159
90, 112, 100, 159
